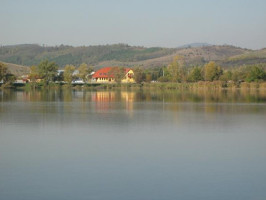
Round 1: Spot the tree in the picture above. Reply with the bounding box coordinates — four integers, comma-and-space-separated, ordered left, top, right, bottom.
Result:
220, 70, 232, 81
232, 67, 247, 82
77, 63, 89, 82
0, 62, 8, 82
114, 67, 125, 84
204, 61, 223, 81
158, 76, 170, 82
158, 67, 164, 78
5, 74, 16, 85
167, 56, 186, 82
87, 66, 94, 81
133, 67, 144, 84
64, 65, 76, 84
245, 65, 266, 82
145, 73, 152, 82
28, 65, 38, 83
0, 62, 17, 86
37, 60, 58, 85
187, 67, 203, 82
168, 56, 180, 82
55, 70, 64, 82
151, 71, 159, 81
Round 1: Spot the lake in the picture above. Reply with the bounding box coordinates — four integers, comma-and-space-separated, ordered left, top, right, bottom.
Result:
0, 88, 266, 200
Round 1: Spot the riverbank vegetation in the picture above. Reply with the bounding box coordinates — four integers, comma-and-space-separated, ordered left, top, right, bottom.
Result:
133, 56, 266, 84
1, 56, 266, 90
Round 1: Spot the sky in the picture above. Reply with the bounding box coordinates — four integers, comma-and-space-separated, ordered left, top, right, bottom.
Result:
1, 0, 266, 49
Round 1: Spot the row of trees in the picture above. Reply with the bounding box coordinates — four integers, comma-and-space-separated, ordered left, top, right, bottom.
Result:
133, 56, 266, 83
29, 61, 94, 85
187, 62, 265, 82
29, 60, 58, 85
2, 57, 266, 87
59, 63, 94, 84
29, 61, 128, 85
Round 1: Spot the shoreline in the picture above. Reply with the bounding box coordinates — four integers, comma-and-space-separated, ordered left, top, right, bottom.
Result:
1, 81, 266, 91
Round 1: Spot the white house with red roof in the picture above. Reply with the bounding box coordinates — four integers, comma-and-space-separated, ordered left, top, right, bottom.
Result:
92, 67, 135, 83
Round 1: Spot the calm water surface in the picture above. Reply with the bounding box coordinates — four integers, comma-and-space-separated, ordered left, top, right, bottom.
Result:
0, 89, 266, 200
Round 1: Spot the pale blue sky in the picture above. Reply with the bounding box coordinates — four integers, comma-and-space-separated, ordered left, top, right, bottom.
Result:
1, 0, 266, 49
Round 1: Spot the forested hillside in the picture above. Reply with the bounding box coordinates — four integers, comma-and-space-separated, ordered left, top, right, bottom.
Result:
0, 44, 175, 67
1, 44, 266, 69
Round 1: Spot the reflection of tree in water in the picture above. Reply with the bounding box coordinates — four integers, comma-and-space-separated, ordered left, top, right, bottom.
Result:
0, 88, 265, 106
0, 88, 265, 125
0, 89, 16, 102
62, 89, 72, 102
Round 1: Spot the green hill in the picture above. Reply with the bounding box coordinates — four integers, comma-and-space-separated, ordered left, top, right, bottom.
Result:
0, 44, 176, 67
0, 44, 265, 69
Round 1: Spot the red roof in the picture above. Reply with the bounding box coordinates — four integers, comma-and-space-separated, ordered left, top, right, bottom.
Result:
93, 67, 131, 79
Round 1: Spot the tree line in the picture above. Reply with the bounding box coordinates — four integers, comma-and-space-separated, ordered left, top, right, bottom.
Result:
133, 56, 266, 83
28, 61, 94, 86
1, 57, 266, 88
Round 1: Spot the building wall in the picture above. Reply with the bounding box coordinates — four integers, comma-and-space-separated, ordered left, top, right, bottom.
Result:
94, 69, 135, 83
95, 77, 116, 83
121, 70, 135, 83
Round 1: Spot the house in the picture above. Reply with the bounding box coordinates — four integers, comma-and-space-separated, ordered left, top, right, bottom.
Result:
92, 67, 135, 83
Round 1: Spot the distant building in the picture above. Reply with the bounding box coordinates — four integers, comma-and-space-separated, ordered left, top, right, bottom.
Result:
57, 70, 64, 76
92, 67, 135, 83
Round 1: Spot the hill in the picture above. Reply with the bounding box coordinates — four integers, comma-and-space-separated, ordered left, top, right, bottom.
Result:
0, 61, 30, 77
95, 45, 252, 68
222, 48, 266, 66
0, 44, 176, 68
0, 44, 265, 69
177, 43, 212, 48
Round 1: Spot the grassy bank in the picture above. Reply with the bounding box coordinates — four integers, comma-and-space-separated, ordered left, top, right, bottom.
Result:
85, 81, 266, 90
1, 81, 266, 91
141, 81, 266, 90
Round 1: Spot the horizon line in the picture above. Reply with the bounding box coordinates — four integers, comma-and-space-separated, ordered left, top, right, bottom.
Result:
1, 42, 263, 50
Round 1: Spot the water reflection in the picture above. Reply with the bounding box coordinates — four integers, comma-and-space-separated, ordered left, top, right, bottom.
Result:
1, 88, 266, 103
1, 89, 266, 200
0, 88, 265, 126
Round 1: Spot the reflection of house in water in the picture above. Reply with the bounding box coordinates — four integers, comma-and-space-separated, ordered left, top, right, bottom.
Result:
91, 91, 136, 113
91, 92, 116, 102
121, 91, 136, 113
91, 92, 116, 111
